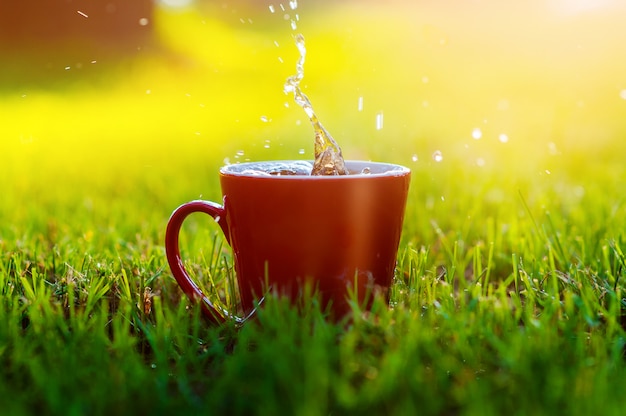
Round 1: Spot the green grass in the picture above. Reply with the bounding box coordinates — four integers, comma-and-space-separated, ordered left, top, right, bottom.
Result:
2, 2, 626, 415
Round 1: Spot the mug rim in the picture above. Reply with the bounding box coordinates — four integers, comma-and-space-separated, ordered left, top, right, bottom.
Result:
220, 160, 410, 179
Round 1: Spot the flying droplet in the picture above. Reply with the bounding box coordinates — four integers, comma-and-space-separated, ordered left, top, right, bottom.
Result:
411, 154, 418, 162
472, 128, 482, 140
376, 112, 384, 130
498, 133, 509, 143
432, 150, 443, 162
269, 4, 275, 13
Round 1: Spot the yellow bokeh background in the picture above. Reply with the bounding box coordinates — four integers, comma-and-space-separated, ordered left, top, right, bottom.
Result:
2, 0, 626, 226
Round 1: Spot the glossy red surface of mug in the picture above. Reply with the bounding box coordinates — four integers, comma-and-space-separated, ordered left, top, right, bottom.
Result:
165, 160, 411, 324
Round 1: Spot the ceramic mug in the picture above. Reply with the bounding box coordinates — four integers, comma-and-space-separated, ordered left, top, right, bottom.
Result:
165, 160, 410, 324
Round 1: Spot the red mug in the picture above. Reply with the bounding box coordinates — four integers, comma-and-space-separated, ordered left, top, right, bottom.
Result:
165, 160, 411, 324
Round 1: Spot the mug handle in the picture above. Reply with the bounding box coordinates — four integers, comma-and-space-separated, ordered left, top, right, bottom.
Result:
165, 200, 247, 326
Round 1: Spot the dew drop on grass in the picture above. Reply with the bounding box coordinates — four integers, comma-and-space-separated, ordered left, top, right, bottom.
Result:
432, 150, 443, 162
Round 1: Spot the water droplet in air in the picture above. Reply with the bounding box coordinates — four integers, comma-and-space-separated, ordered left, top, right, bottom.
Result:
357, 96, 364, 112
290, 20, 297, 30
432, 150, 443, 162
620, 89, 626, 100
498, 133, 509, 143
280, 4, 285, 11
476, 158, 485, 167
411, 154, 418, 162
472, 128, 482, 140
545, 170, 551, 175
289, 0, 298, 9
260, 115, 269, 122
298, 149, 305, 155
422, 76, 429, 83
139, 18, 149, 26
274, 40, 279, 47
269, 4, 275, 13
77, 10, 88, 18
376, 112, 384, 130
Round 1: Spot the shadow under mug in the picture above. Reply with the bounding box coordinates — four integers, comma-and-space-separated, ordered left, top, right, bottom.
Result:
165, 160, 411, 325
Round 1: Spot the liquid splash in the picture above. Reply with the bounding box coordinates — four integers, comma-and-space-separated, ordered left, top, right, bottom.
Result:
284, 34, 348, 176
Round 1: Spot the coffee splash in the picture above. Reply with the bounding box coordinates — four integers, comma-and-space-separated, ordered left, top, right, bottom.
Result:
284, 34, 349, 176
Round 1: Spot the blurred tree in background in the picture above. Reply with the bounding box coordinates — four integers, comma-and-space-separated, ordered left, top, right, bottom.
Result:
0, 1, 154, 48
